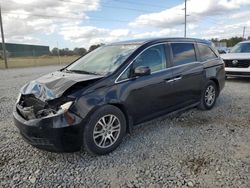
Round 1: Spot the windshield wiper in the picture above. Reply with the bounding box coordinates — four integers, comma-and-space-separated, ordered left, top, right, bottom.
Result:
63, 69, 100, 75
63, 68, 72, 73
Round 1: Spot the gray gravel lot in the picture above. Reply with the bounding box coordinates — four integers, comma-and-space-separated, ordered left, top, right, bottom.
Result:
0, 65, 249, 188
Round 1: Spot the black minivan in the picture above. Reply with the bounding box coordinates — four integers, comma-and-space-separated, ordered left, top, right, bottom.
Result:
13, 38, 225, 155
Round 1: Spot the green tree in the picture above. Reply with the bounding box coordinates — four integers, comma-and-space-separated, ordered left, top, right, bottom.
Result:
215, 37, 244, 47
51, 48, 59, 56
73, 47, 87, 56
59, 48, 74, 56
88, 43, 104, 52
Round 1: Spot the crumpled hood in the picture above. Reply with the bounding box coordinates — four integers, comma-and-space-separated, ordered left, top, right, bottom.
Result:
221, 53, 250, 60
20, 71, 103, 101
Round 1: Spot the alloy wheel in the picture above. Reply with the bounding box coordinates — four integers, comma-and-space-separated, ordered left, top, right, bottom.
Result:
93, 114, 121, 148
205, 85, 216, 106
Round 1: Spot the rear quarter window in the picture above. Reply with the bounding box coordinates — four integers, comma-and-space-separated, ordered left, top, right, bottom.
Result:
198, 44, 217, 62
171, 43, 197, 66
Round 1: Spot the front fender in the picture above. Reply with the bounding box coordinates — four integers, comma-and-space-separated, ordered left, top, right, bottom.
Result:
70, 85, 133, 133
70, 84, 119, 119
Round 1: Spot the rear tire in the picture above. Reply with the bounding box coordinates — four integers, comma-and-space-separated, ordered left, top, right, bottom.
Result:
83, 105, 126, 155
198, 80, 218, 110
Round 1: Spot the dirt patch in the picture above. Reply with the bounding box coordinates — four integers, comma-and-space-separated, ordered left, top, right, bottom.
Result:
182, 157, 210, 175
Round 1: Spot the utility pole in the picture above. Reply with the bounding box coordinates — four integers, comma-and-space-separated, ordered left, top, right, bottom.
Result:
0, 6, 8, 68
184, 0, 187, 38
242, 26, 246, 40
56, 41, 61, 66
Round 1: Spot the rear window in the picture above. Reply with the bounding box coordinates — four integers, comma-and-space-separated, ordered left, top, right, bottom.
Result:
198, 44, 217, 61
171, 43, 196, 66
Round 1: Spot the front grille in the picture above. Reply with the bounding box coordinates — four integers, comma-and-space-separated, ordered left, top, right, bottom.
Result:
224, 60, 250, 68
226, 71, 250, 76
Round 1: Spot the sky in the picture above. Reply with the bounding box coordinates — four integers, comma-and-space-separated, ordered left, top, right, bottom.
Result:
1, 0, 250, 50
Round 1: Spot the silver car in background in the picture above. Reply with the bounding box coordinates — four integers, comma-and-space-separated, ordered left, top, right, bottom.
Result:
221, 41, 250, 77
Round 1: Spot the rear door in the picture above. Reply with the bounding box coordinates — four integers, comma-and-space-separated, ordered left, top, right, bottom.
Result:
169, 42, 205, 107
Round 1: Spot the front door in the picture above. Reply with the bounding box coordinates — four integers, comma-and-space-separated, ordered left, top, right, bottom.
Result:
118, 43, 175, 124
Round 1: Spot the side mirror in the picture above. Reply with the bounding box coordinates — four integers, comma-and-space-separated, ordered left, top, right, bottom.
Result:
133, 66, 151, 77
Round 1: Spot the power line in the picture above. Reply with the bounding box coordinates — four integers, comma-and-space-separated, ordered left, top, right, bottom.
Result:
58, 0, 154, 13
111, 0, 167, 9
3, 0, 162, 23
2, 11, 130, 23
3, 8, 225, 29
2, 11, 84, 20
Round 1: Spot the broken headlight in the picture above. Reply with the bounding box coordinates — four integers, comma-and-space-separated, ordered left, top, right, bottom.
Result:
16, 93, 21, 103
59, 101, 74, 112
35, 101, 74, 119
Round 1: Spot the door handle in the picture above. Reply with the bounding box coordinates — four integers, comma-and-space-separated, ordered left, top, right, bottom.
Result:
165, 78, 175, 83
164, 76, 182, 83
174, 76, 182, 81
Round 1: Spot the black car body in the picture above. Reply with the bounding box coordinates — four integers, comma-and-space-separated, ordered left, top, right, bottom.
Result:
13, 38, 225, 155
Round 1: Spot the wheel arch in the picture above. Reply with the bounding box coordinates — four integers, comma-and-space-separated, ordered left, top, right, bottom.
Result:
107, 103, 133, 134
209, 77, 220, 96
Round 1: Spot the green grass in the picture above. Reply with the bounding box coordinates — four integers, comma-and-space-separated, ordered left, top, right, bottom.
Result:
0, 56, 80, 69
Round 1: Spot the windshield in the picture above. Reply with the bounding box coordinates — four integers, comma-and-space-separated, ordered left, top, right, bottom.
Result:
230, 42, 250, 53
66, 44, 140, 75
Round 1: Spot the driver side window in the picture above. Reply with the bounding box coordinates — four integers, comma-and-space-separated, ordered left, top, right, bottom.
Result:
133, 44, 166, 72
117, 44, 167, 82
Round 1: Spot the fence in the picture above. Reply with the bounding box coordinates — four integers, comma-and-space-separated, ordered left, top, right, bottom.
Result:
0, 51, 80, 69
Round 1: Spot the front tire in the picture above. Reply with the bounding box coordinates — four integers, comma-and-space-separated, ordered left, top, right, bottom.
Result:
198, 80, 218, 110
83, 105, 126, 155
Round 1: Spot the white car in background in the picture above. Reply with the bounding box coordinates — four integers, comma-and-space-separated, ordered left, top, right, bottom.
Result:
221, 41, 250, 77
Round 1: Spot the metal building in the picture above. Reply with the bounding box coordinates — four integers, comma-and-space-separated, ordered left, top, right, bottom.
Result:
0, 43, 50, 57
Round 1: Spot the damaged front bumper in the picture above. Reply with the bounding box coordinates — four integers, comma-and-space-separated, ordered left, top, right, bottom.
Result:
13, 106, 84, 152
13, 71, 103, 152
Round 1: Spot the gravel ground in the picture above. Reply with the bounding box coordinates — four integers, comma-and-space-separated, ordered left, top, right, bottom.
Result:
0, 66, 249, 188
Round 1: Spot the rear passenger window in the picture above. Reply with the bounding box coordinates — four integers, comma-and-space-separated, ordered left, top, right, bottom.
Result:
198, 44, 217, 61
171, 43, 196, 66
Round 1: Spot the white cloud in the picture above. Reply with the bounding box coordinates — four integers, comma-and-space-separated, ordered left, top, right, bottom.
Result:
202, 20, 250, 39
2, 0, 250, 48
187, 24, 198, 30
110, 29, 131, 37
129, 0, 250, 28
59, 25, 184, 47
133, 28, 182, 38
1, 0, 100, 44
230, 10, 250, 19
7, 36, 42, 44
59, 26, 132, 46
60, 26, 108, 41
129, 4, 186, 28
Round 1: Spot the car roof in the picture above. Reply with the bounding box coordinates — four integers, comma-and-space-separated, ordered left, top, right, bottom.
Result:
239, 40, 250, 44
109, 37, 211, 46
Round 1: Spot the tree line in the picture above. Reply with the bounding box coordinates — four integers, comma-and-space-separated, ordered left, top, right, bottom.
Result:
50, 36, 250, 57
211, 36, 250, 47
50, 44, 103, 56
